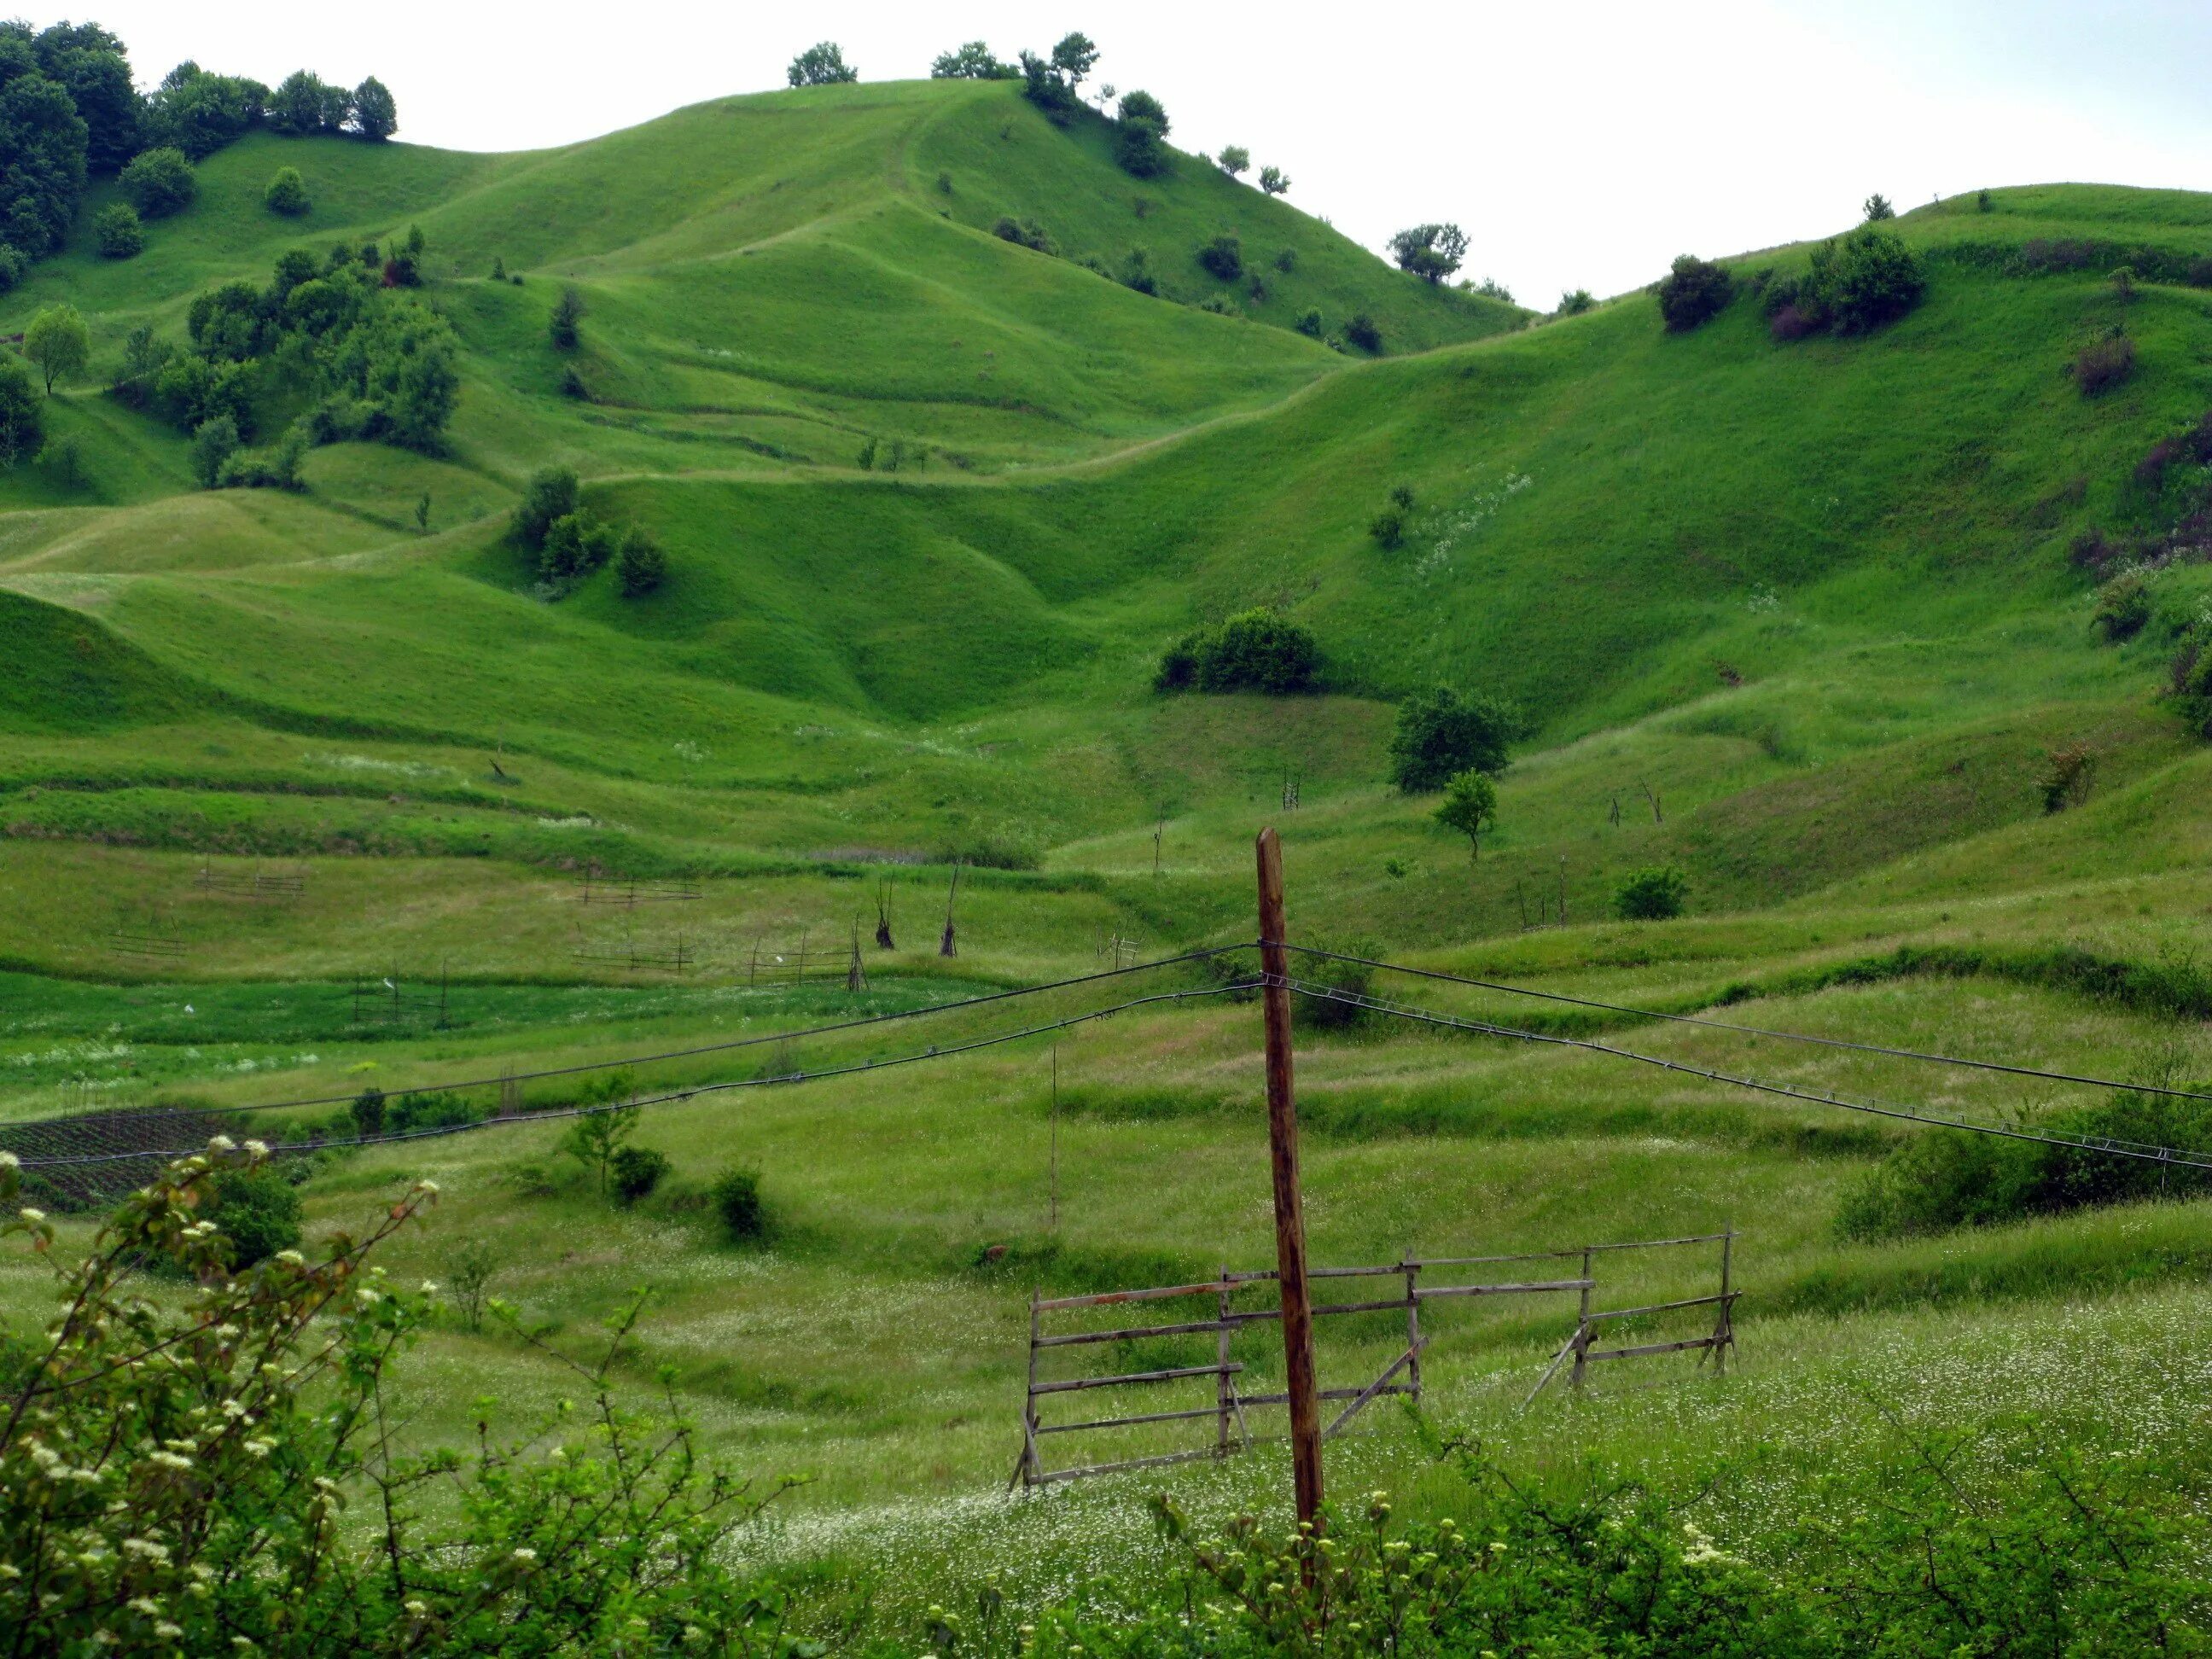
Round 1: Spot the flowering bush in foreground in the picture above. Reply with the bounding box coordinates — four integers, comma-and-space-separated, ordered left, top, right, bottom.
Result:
0, 1141, 806, 1656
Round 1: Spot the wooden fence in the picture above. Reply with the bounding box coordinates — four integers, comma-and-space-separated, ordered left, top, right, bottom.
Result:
1015, 1231, 1738, 1488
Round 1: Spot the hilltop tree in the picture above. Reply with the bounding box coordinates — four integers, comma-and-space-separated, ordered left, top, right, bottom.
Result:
1389, 685, 1519, 791
1388, 223, 1469, 284
350, 75, 397, 140
22, 303, 89, 394
1216, 145, 1249, 178
119, 145, 195, 216
1656, 253, 1733, 331
0, 356, 41, 468
787, 42, 858, 87
1116, 89, 1171, 178
30, 21, 136, 172
1051, 32, 1099, 85
269, 69, 347, 135
140, 62, 269, 160
1557, 288, 1596, 316
932, 41, 1016, 79
1863, 192, 1895, 221
0, 49, 89, 259
1435, 770, 1498, 859
1259, 165, 1289, 196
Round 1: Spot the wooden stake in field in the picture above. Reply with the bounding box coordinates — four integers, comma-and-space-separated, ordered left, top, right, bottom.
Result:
1255, 826, 1324, 1532
940, 861, 961, 958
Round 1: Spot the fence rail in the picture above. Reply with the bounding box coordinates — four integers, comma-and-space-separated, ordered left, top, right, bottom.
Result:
1014, 1231, 1740, 1489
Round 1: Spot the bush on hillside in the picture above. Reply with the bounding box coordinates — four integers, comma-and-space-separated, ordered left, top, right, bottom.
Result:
207, 1167, 303, 1267
712, 1167, 765, 1238
1656, 253, 1733, 331
216, 422, 308, 490
991, 215, 1054, 253
512, 463, 579, 549
1369, 507, 1406, 548
2075, 331, 2135, 396
2093, 573, 2151, 641
1838, 1086, 2212, 1240
1614, 864, 1688, 920
1121, 247, 1157, 294
189, 415, 239, 490
1289, 934, 1380, 1031
119, 145, 196, 218
550, 284, 585, 349
1273, 247, 1295, 273
611, 1145, 670, 1203
92, 201, 142, 259
1155, 609, 1320, 695
0, 357, 44, 469
0, 244, 25, 293
1388, 223, 1468, 284
264, 166, 309, 217
932, 41, 1017, 79
538, 511, 618, 583
1344, 312, 1382, 352
1115, 90, 1172, 178
787, 41, 858, 86
617, 527, 667, 596
1557, 287, 1595, 316
1388, 685, 1520, 790
1764, 226, 1926, 338
1197, 294, 1238, 317
350, 1086, 387, 1135
1295, 307, 1322, 337
1196, 232, 1243, 280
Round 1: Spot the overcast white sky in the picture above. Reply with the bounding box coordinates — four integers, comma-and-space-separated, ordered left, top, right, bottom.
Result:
79, 0, 2212, 303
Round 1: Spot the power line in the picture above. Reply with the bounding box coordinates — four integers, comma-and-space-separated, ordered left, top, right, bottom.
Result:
1280, 944, 2212, 1106
1276, 975, 2212, 1172
17, 981, 1258, 1170
38, 947, 1245, 1127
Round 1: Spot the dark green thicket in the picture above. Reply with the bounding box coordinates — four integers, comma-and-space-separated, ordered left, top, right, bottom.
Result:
207, 1167, 302, 1266
1155, 609, 1319, 694
1388, 686, 1519, 790
1656, 253, 1733, 330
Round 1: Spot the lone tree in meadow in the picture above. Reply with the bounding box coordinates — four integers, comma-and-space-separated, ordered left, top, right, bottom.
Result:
118, 146, 196, 218
788, 42, 858, 86
1388, 223, 1469, 284
22, 304, 90, 395
264, 166, 310, 216
1216, 145, 1250, 178
1259, 166, 1290, 196
1435, 769, 1498, 860
1388, 685, 1519, 790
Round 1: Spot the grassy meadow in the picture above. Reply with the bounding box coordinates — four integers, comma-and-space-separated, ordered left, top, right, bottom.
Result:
2, 66, 2212, 1633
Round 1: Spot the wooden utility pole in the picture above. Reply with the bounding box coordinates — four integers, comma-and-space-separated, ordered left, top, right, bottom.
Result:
1255, 827, 1323, 1531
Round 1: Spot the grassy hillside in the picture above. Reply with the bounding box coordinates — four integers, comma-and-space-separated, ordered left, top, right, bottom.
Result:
4, 67, 2212, 1639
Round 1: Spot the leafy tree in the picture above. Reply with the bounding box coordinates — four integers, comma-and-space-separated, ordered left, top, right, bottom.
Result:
1435, 769, 1498, 859
1766, 226, 1924, 338
383, 221, 425, 286
1388, 222, 1469, 284
263, 164, 309, 215
207, 1167, 303, 1267
0, 243, 23, 290
141, 62, 269, 160
1259, 165, 1289, 196
1388, 685, 1519, 790
38, 430, 79, 486
617, 527, 667, 596
349, 74, 397, 140
0, 355, 41, 467
562, 1103, 641, 1197
1051, 32, 1100, 84
22, 303, 89, 394
119, 145, 195, 217
1157, 608, 1319, 694
1017, 52, 1080, 121
1863, 191, 1895, 221
1115, 90, 1171, 178
1117, 88, 1169, 133
550, 283, 585, 348
1196, 233, 1243, 279
1557, 288, 1595, 315
31, 23, 136, 172
268, 69, 343, 135
1614, 864, 1687, 920
787, 41, 858, 86
190, 415, 239, 489
1217, 144, 1250, 177
91, 201, 142, 258
513, 463, 579, 548
932, 41, 1016, 79
0, 56, 89, 258
1656, 253, 1733, 331
538, 511, 617, 582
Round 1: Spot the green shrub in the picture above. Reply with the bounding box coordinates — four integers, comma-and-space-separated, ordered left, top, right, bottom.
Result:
1344, 312, 1382, 352
1656, 253, 1733, 331
1289, 934, 1378, 1031
1156, 609, 1320, 695
1557, 287, 1596, 315
119, 146, 195, 218
2075, 331, 2135, 396
264, 166, 310, 217
511, 463, 579, 549
350, 1086, 387, 1135
611, 1145, 670, 1203
0, 243, 24, 291
538, 511, 618, 583
388, 1091, 475, 1132
990, 215, 1053, 253
1615, 865, 1688, 920
207, 1167, 303, 1267
1294, 307, 1322, 336
0, 358, 42, 468
92, 202, 143, 259
1196, 233, 1243, 280
1369, 507, 1406, 548
1273, 247, 1295, 273
2093, 573, 2151, 640
189, 416, 239, 491
712, 1167, 765, 1238
550, 285, 585, 350
1388, 686, 1519, 790
617, 527, 667, 597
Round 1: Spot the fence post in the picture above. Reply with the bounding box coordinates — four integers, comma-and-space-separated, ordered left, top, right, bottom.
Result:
1021, 1289, 1043, 1489
1217, 1265, 1234, 1457
1714, 1227, 1734, 1376
1404, 1256, 1423, 1406
1569, 1247, 1593, 1392
1256, 827, 1323, 1532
